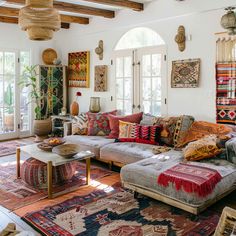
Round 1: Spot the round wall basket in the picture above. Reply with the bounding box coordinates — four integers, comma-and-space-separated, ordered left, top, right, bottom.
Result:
42, 48, 58, 65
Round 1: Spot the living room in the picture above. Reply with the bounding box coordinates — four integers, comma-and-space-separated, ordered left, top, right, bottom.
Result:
0, 0, 235, 235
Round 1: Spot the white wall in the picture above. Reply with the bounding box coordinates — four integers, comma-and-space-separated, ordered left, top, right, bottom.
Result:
1, 0, 235, 122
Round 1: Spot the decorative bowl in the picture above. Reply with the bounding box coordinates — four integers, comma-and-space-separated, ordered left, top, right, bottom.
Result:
44, 137, 65, 147
52, 144, 80, 158
37, 143, 53, 152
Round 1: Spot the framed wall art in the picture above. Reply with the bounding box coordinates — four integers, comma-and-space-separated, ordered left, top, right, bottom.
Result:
68, 51, 90, 88
94, 65, 108, 92
171, 58, 201, 88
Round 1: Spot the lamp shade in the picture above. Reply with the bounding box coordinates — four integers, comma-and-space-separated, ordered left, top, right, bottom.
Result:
19, 0, 61, 41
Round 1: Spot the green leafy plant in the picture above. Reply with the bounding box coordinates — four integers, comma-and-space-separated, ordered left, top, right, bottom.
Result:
19, 65, 43, 120
4, 84, 14, 114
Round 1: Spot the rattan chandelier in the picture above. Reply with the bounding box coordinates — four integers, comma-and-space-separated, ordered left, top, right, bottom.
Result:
19, 0, 61, 41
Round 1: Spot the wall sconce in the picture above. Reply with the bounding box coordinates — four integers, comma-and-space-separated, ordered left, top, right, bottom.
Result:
175, 25, 186, 52
95, 40, 103, 60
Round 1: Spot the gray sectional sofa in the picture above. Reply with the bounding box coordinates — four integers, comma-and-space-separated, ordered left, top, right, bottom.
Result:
64, 121, 236, 215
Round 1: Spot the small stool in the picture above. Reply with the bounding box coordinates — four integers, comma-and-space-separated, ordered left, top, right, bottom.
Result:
21, 157, 76, 189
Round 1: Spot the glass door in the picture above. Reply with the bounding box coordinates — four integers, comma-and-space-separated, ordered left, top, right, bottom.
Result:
0, 50, 31, 141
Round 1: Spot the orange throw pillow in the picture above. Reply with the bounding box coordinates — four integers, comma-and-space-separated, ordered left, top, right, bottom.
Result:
176, 121, 232, 148
183, 135, 222, 161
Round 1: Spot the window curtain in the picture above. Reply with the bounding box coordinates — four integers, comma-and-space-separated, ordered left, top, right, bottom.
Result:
216, 36, 236, 124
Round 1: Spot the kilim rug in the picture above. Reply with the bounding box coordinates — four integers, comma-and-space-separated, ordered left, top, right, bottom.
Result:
0, 140, 26, 157
0, 161, 112, 211
216, 63, 236, 124
22, 183, 220, 236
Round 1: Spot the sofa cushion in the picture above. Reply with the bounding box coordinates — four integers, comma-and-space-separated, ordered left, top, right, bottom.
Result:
108, 112, 143, 139
176, 121, 232, 148
87, 110, 117, 136
65, 135, 114, 158
100, 142, 157, 164
72, 113, 88, 135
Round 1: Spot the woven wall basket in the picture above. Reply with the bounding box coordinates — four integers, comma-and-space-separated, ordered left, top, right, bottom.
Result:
42, 48, 57, 65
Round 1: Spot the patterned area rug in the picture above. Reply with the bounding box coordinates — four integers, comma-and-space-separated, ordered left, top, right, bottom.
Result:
0, 161, 112, 211
22, 183, 220, 236
0, 140, 26, 157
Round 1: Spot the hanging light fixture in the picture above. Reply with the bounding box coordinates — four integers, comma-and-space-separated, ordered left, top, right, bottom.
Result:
19, 0, 61, 41
221, 7, 236, 35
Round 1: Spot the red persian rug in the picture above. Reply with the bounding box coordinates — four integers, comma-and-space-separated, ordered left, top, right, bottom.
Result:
0, 140, 26, 157
22, 183, 220, 236
0, 161, 112, 211
158, 163, 222, 197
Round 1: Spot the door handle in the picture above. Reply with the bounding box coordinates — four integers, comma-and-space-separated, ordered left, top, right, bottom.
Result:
137, 105, 141, 110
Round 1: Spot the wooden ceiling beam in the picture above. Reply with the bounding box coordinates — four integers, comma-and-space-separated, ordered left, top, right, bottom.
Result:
0, 6, 89, 24
5, 0, 115, 18
83, 0, 144, 11
0, 15, 70, 29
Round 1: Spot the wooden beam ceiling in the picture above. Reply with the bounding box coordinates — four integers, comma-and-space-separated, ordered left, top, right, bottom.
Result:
0, 15, 70, 29
5, 0, 115, 18
83, 0, 144, 11
0, 6, 89, 24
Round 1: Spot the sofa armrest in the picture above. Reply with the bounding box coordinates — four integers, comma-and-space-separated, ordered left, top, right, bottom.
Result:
225, 137, 236, 164
64, 121, 72, 136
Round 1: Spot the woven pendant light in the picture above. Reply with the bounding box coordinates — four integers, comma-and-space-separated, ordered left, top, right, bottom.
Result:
19, 0, 61, 41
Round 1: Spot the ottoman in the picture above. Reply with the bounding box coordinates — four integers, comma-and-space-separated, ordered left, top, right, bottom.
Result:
21, 157, 76, 189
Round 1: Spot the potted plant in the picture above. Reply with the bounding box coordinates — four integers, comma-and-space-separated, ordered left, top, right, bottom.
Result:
19, 65, 52, 138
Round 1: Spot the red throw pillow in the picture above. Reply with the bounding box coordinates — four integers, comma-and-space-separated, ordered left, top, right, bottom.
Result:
108, 112, 143, 139
87, 110, 117, 136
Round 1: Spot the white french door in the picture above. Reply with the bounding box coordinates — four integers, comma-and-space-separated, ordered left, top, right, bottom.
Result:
114, 45, 167, 116
0, 50, 31, 141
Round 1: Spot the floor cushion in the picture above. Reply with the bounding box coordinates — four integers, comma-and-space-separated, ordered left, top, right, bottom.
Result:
65, 135, 115, 158
21, 157, 76, 189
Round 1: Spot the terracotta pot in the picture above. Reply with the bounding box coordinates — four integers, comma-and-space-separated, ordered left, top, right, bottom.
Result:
33, 119, 52, 136
70, 101, 79, 116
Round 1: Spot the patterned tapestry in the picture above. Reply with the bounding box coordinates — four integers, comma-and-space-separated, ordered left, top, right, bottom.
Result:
94, 65, 107, 92
68, 51, 90, 88
39, 66, 65, 119
171, 59, 201, 88
216, 63, 236, 124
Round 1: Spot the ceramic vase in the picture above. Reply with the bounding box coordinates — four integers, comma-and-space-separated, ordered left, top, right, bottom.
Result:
70, 101, 79, 116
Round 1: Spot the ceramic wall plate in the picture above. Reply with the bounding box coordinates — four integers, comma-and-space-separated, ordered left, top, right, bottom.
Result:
42, 48, 57, 65
52, 144, 80, 158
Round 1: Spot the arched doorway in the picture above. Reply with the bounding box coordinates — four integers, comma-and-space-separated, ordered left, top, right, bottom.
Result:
113, 27, 167, 116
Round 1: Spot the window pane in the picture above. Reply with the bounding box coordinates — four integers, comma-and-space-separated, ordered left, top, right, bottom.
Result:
20, 51, 30, 75
0, 52, 3, 75
116, 58, 123, 77
152, 77, 161, 100
143, 77, 151, 100
116, 100, 123, 113
4, 77, 15, 109
152, 101, 161, 116
142, 55, 151, 76
4, 52, 15, 75
116, 79, 123, 99
124, 78, 132, 99
124, 100, 132, 115
152, 54, 161, 76
0, 107, 3, 134
0, 76, 3, 106
124, 57, 132, 77
143, 100, 151, 114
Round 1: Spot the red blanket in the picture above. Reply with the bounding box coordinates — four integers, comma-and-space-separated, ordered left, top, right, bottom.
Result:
157, 163, 222, 197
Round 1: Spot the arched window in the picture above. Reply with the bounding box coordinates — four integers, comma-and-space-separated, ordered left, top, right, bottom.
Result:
113, 27, 167, 116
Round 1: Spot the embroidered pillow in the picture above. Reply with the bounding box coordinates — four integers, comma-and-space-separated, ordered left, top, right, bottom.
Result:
153, 116, 179, 146
183, 135, 222, 161
72, 113, 88, 135
108, 112, 143, 139
117, 121, 162, 145
87, 110, 117, 136
176, 121, 232, 148
173, 115, 195, 147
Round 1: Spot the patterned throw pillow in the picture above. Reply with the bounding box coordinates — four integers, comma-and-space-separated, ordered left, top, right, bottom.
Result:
183, 135, 222, 161
108, 112, 143, 139
72, 113, 88, 135
176, 121, 232, 148
153, 116, 179, 146
87, 110, 117, 136
118, 120, 162, 145
173, 115, 195, 147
